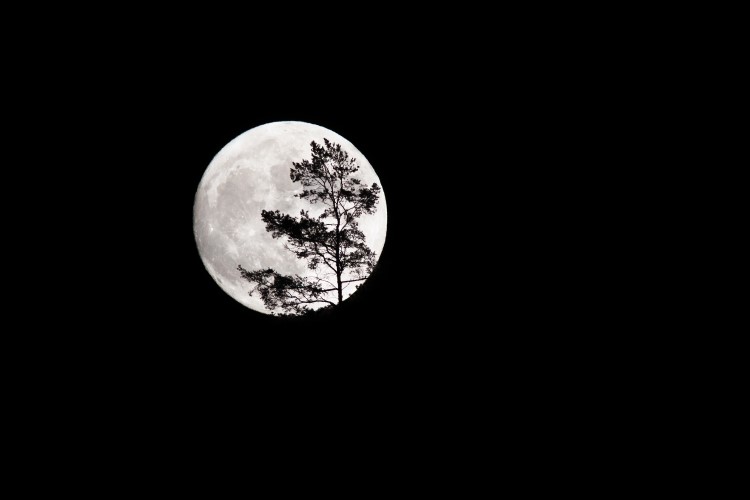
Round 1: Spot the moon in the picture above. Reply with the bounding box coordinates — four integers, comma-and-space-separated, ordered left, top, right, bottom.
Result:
193, 121, 387, 314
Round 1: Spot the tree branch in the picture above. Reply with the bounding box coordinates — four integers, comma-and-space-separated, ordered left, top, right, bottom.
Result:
312, 275, 338, 289
340, 277, 368, 283
297, 298, 336, 306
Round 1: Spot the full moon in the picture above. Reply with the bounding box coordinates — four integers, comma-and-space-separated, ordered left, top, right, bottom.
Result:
193, 121, 387, 314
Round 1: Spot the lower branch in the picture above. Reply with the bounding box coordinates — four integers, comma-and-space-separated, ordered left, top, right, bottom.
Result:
238, 266, 337, 315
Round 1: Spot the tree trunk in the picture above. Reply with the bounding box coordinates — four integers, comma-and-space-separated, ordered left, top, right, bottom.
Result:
335, 208, 343, 304
335, 228, 343, 303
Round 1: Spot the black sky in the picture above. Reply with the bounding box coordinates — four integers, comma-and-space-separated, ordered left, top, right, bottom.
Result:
36, 22, 603, 377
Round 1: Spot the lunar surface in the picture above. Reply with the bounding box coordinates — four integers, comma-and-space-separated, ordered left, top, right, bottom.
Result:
193, 121, 387, 314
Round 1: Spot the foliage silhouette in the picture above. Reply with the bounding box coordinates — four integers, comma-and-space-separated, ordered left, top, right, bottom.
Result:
238, 139, 381, 316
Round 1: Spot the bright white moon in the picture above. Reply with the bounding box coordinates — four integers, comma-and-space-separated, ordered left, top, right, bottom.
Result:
193, 121, 387, 314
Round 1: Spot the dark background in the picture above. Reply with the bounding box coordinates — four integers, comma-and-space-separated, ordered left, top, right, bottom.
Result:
154, 91, 423, 336
17, 31, 563, 460
69, 63, 483, 371
10, 14, 671, 470
46, 47, 576, 366
6, 10, 707, 480
29, 17, 610, 391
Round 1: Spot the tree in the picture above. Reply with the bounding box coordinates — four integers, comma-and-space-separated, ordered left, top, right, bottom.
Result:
238, 139, 381, 316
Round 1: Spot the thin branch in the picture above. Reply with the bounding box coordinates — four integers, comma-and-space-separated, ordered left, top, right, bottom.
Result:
297, 298, 336, 306
341, 277, 368, 283
313, 246, 338, 274
312, 275, 337, 289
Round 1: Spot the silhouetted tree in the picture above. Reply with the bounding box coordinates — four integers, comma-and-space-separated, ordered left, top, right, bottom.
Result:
238, 139, 381, 315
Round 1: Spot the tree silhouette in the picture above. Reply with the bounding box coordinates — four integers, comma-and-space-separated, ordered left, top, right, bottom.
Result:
238, 139, 381, 316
